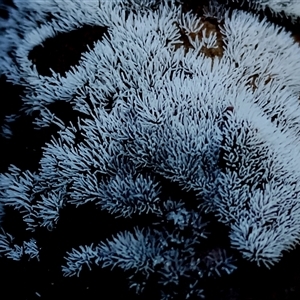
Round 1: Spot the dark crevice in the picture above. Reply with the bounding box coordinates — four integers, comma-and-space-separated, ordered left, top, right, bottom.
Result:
28, 25, 109, 77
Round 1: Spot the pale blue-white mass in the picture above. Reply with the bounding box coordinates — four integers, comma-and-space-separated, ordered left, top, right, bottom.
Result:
0, 0, 300, 299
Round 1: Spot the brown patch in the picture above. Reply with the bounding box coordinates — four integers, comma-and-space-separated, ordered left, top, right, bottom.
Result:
175, 16, 224, 59
245, 73, 274, 91
247, 74, 259, 91
293, 32, 300, 46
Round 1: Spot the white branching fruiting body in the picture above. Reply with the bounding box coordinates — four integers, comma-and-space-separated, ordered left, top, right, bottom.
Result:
0, 0, 300, 297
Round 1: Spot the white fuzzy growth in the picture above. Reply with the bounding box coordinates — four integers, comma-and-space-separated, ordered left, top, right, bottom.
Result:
98, 227, 162, 274
221, 9, 300, 94
180, 11, 204, 34
0, 0, 182, 122
1, 0, 300, 271
0, 230, 39, 261
257, 0, 300, 20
